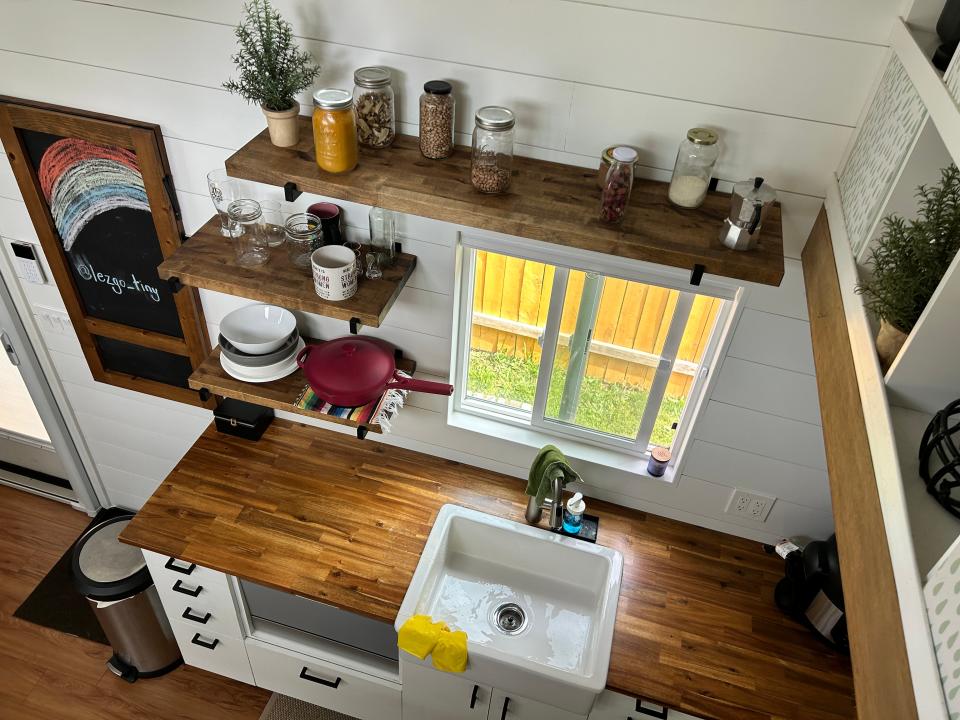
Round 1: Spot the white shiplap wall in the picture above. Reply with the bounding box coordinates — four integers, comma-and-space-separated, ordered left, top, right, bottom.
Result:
0, 0, 895, 542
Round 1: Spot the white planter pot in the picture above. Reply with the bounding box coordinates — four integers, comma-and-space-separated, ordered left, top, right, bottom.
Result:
262, 104, 300, 147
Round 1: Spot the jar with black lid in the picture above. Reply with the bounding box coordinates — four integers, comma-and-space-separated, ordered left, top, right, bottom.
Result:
419, 80, 455, 159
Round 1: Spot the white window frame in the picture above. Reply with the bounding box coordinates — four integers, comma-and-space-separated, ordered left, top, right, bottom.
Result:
453, 232, 741, 466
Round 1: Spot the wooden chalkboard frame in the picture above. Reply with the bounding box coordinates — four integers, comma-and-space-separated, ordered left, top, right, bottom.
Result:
0, 97, 212, 407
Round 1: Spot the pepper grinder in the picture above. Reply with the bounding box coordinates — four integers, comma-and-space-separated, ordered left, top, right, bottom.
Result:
719, 177, 777, 251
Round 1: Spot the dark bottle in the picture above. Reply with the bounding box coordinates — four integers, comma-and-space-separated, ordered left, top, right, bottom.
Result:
935, 0, 960, 71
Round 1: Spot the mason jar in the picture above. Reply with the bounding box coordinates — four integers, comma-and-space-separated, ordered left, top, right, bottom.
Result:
227, 199, 269, 268
668, 128, 719, 209
599, 146, 638, 224
471, 106, 515, 194
285, 212, 323, 274
353, 66, 396, 149
312, 88, 358, 174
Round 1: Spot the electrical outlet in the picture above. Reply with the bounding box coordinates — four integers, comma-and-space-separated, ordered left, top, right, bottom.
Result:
725, 489, 776, 522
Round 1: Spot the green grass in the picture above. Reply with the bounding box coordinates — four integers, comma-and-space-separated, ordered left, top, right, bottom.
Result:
466, 350, 684, 447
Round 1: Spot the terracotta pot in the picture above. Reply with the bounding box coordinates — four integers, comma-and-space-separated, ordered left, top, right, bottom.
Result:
876, 319, 909, 372
262, 104, 300, 147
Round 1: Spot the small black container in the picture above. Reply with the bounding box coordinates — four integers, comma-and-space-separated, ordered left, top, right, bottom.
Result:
214, 398, 274, 441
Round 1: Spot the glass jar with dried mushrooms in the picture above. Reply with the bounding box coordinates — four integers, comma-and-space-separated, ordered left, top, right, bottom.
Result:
353, 66, 396, 149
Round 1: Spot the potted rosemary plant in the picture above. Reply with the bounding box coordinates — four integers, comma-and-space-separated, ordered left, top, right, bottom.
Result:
223, 0, 320, 147
857, 164, 960, 371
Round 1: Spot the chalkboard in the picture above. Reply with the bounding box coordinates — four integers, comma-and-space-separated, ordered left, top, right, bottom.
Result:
95, 337, 194, 388
0, 98, 212, 407
21, 130, 184, 338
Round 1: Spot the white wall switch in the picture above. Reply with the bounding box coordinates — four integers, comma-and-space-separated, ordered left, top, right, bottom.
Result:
725, 488, 776, 522
10, 242, 46, 285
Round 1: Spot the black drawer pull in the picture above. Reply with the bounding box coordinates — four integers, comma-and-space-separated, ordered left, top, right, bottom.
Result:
172, 579, 202, 597
636, 699, 668, 719
181, 607, 211, 624
500, 697, 510, 720
164, 557, 196, 575
190, 633, 219, 650
469, 684, 479, 709
299, 667, 341, 688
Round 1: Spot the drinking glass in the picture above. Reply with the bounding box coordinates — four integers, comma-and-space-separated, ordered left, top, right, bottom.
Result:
207, 169, 243, 237
259, 200, 286, 248
227, 199, 269, 267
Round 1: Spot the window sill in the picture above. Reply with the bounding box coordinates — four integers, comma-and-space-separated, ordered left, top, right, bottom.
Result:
447, 410, 677, 484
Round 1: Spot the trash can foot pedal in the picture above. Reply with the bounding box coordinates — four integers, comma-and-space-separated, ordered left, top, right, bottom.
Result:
107, 653, 139, 683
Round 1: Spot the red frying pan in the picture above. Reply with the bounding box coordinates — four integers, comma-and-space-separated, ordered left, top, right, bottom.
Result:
295, 336, 453, 407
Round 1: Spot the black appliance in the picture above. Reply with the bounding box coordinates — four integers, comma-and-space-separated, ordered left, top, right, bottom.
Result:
774, 535, 848, 653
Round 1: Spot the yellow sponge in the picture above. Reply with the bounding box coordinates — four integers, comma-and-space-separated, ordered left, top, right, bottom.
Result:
398, 615, 448, 660
432, 629, 468, 673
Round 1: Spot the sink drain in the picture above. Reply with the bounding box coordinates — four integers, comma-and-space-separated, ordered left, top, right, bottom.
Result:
493, 603, 527, 635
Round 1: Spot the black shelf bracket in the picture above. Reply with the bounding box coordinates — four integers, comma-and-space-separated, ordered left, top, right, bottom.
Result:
690, 264, 705, 287
349, 317, 362, 335
162, 174, 182, 220
356, 426, 369, 440
198, 388, 211, 402
167, 276, 184, 293
284, 181, 302, 202
393, 240, 403, 255
708, 177, 720, 193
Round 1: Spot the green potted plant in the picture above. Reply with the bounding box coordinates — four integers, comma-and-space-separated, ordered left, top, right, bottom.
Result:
857, 164, 960, 371
223, 0, 320, 147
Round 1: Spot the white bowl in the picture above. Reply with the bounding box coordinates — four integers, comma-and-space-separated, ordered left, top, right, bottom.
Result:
220, 338, 304, 382
220, 304, 297, 354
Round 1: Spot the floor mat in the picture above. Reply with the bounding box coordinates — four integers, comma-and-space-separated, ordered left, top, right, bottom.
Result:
13, 506, 131, 645
259, 694, 360, 720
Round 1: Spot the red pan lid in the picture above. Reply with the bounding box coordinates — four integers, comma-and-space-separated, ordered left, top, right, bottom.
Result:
301, 336, 395, 401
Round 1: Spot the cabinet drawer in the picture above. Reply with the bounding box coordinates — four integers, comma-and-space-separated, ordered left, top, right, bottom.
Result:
159, 589, 244, 640
588, 690, 704, 720
171, 618, 254, 685
143, 550, 234, 607
246, 638, 401, 720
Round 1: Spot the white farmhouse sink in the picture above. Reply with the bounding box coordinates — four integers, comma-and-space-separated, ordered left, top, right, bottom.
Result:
395, 504, 623, 714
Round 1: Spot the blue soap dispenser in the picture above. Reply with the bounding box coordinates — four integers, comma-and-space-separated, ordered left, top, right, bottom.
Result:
562, 492, 586, 534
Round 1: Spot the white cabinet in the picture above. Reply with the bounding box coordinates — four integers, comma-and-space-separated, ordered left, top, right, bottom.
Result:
247, 637, 401, 720
489, 688, 588, 720
401, 659, 491, 720
143, 550, 254, 683
588, 689, 705, 720
169, 618, 255, 684
400, 659, 586, 720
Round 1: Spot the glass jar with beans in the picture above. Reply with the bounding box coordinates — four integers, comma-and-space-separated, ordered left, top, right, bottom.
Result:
471, 106, 515, 194
599, 146, 638, 224
419, 80, 455, 159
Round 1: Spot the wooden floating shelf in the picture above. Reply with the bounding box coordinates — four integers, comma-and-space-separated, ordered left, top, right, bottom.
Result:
158, 215, 416, 330
188, 337, 417, 436
225, 118, 785, 287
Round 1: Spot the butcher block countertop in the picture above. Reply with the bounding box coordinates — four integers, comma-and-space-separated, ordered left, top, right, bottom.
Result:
120, 420, 854, 720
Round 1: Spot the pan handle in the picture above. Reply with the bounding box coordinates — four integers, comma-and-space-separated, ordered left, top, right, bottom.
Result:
386, 375, 454, 396
295, 344, 313, 369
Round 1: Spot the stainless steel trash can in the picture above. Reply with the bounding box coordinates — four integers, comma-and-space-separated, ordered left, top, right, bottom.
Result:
71, 514, 182, 682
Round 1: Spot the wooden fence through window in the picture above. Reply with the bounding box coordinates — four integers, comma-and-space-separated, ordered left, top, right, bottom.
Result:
470, 251, 722, 399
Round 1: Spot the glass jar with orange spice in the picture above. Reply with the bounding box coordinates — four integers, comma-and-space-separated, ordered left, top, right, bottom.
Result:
312, 89, 359, 174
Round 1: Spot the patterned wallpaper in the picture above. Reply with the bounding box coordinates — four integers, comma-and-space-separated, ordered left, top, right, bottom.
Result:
838, 54, 927, 259
926, 539, 960, 720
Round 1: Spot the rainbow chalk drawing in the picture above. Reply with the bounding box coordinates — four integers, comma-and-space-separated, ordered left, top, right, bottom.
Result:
38, 138, 150, 252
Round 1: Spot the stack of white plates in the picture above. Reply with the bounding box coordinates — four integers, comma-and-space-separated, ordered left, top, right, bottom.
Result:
218, 304, 302, 383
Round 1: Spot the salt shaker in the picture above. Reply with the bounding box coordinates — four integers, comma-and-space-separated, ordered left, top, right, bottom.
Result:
668, 128, 719, 209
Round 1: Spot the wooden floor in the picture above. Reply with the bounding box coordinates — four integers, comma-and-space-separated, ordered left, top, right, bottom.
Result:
0, 484, 270, 720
